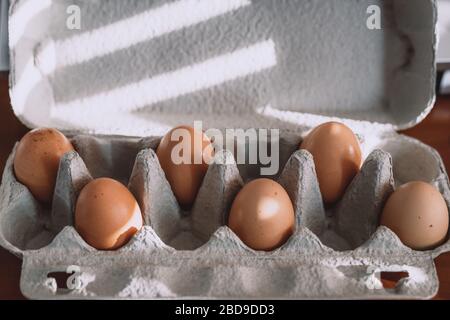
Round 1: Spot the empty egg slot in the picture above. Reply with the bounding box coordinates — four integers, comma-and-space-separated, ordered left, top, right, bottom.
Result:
380, 136, 441, 186
229, 130, 302, 182
71, 135, 141, 185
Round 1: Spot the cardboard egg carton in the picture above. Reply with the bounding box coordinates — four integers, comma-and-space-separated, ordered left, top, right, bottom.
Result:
1, 132, 449, 299
2, 0, 449, 299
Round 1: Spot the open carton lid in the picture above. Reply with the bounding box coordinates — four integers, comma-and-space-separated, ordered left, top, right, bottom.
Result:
8, 0, 437, 137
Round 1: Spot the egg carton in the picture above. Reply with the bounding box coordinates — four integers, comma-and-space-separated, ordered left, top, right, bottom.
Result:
0, 131, 449, 299
3, 0, 448, 299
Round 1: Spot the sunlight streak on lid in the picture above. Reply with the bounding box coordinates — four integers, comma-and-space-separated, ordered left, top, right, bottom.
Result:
12, 58, 42, 113
52, 39, 277, 117
36, 0, 251, 75
9, 0, 52, 47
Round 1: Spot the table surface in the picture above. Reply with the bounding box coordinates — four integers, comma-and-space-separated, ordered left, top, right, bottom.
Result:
0, 71, 449, 300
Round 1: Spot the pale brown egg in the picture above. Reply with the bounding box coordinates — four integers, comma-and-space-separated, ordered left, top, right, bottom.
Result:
156, 125, 214, 209
13, 128, 74, 203
228, 178, 295, 251
300, 122, 362, 204
75, 178, 143, 251
380, 181, 449, 251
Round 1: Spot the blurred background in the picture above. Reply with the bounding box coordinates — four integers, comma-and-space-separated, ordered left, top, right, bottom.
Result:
438, 0, 450, 93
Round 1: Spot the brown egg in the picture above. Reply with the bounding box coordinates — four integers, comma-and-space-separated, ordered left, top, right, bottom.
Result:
300, 122, 362, 204
75, 178, 143, 251
228, 178, 295, 251
380, 181, 449, 251
156, 125, 214, 208
13, 128, 74, 203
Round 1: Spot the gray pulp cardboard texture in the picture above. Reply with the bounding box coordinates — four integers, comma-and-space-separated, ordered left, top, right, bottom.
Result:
1, 133, 449, 299
1, 0, 450, 299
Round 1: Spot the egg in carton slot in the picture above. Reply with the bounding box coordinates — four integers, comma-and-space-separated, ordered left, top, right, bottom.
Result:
2, 0, 449, 299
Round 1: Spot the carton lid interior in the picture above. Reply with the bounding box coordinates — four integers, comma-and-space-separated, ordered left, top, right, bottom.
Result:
9, 0, 437, 136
